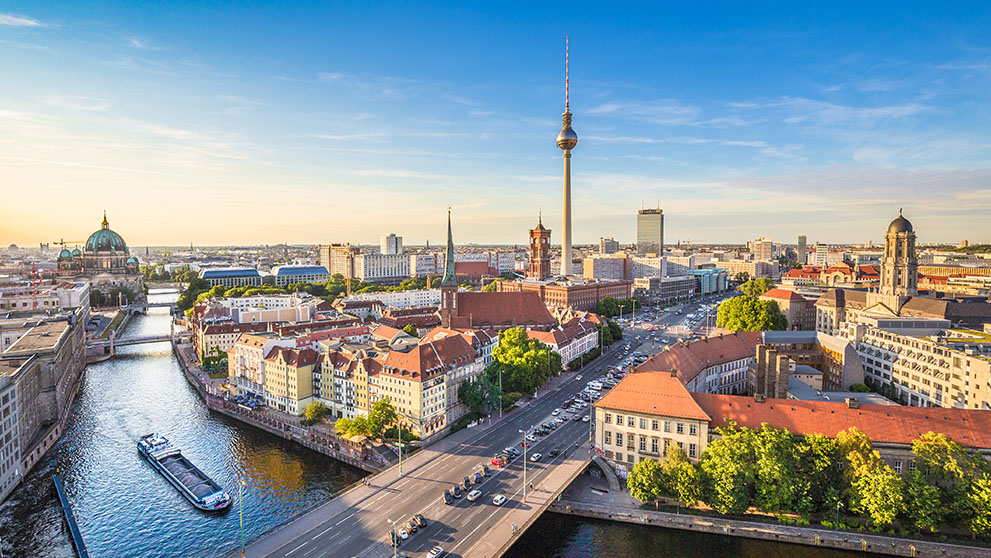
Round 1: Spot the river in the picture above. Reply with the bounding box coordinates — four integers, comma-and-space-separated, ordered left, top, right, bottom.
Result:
0, 290, 857, 558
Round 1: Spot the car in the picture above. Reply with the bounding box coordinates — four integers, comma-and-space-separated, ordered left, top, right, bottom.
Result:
548, 449, 560, 458
525, 433, 536, 442
530, 453, 543, 462
452, 486, 462, 498
403, 521, 416, 535
466, 489, 482, 502
493, 494, 507, 506
413, 514, 427, 527
583, 415, 589, 422
462, 477, 472, 490
473, 472, 483, 484
508, 447, 521, 456
443, 491, 453, 505
551, 409, 560, 416
481, 464, 491, 476
390, 529, 399, 546
577, 374, 583, 380
427, 546, 445, 558
573, 414, 582, 421
398, 527, 409, 540
491, 457, 505, 467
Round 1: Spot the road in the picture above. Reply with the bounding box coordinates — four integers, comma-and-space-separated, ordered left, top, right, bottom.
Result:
242, 293, 732, 558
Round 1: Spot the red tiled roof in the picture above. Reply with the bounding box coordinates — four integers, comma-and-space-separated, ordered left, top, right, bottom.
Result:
455, 261, 491, 275
264, 346, 319, 367
594, 371, 711, 421
761, 288, 807, 302
692, 393, 991, 449
450, 292, 556, 329
382, 334, 479, 382
635, 332, 762, 384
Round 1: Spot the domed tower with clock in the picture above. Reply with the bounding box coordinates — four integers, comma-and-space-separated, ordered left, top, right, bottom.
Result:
57, 211, 144, 301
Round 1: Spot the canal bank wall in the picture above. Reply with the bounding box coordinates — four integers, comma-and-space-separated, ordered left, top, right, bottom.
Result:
170, 340, 386, 474
549, 499, 989, 558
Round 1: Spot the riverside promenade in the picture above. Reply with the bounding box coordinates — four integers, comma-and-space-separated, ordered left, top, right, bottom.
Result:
551, 466, 990, 558
171, 339, 390, 473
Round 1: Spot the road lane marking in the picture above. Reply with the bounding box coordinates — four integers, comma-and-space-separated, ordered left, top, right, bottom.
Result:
335, 513, 354, 526
311, 524, 335, 540
285, 542, 307, 556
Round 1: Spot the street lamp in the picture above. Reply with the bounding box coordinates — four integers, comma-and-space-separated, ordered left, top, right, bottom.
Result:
835, 500, 842, 531
387, 518, 398, 558
519, 428, 529, 503
239, 478, 247, 557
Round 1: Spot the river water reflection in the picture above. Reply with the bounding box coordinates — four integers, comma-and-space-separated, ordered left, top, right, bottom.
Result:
0, 291, 363, 557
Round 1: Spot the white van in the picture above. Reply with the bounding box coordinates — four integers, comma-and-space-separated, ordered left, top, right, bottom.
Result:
587, 381, 603, 391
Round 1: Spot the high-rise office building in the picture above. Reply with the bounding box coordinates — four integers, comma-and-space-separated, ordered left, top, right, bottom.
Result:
381, 233, 402, 255
754, 237, 774, 261
797, 235, 807, 265
599, 237, 619, 254
637, 208, 664, 256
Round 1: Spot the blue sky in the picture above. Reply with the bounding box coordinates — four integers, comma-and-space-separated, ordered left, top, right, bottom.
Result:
1, 2, 989, 247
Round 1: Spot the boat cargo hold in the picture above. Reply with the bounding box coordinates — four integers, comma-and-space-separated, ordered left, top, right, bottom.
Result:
138, 433, 232, 512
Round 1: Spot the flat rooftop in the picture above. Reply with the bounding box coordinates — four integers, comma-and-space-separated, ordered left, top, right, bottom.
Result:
4, 321, 69, 354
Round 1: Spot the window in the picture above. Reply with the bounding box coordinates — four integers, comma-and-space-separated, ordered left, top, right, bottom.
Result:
664, 421, 671, 432
651, 438, 658, 454
640, 418, 647, 429
627, 453, 634, 463
605, 413, 611, 424
689, 443, 697, 458
676, 423, 684, 434
604, 431, 611, 444
616, 414, 623, 425
616, 452, 623, 461
909, 460, 917, 472
639, 437, 646, 452
893, 460, 902, 474
615, 433, 622, 447
689, 424, 697, 436
628, 416, 635, 427
651, 420, 659, 431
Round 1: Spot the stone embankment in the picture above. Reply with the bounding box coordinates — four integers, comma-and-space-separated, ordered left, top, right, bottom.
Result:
551, 499, 989, 558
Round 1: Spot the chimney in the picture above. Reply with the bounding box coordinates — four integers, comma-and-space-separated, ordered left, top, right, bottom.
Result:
754, 393, 766, 403
846, 397, 860, 409
670, 370, 677, 378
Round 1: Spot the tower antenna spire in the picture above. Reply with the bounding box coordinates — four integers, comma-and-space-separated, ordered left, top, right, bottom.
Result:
565, 35, 570, 113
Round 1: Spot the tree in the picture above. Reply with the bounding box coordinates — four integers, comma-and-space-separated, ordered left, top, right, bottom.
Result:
911, 431, 975, 523
751, 424, 800, 512
334, 415, 371, 438
716, 296, 787, 332
855, 464, 905, 526
487, 328, 562, 395
598, 322, 614, 346
482, 280, 502, 292
737, 278, 774, 298
848, 383, 871, 393
607, 320, 623, 341
595, 296, 620, 318
968, 474, 991, 536
303, 401, 329, 424
733, 271, 751, 284
661, 446, 703, 508
904, 469, 943, 532
459, 376, 501, 414
402, 324, 419, 337
794, 433, 844, 514
700, 424, 756, 514
627, 458, 664, 504
368, 398, 398, 439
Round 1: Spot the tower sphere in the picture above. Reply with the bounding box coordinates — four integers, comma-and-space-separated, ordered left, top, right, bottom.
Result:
557, 119, 578, 150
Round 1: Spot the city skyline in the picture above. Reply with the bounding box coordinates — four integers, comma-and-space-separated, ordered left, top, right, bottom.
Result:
2, 3, 990, 246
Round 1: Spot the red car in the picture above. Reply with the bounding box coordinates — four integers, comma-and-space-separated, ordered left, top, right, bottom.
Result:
490, 457, 505, 467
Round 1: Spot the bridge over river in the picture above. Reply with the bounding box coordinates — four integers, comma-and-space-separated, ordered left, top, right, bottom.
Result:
238, 353, 614, 558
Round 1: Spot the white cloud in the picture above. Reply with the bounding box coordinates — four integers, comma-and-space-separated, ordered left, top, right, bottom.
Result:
0, 13, 47, 27
144, 124, 199, 140
40, 95, 111, 112
351, 169, 448, 179
586, 99, 700, 126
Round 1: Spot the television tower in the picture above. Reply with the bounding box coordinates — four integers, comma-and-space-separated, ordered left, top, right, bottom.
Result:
556, 36, 578, 276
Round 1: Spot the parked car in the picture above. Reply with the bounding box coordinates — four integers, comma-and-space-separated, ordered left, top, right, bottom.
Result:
530, 453, 543, 462
552, 409, 560, 416
403, 521, 416, 535
462, 476, 472, 490
427, 546, 445, 558
452, 486, 462, 498
481, 465, 491, 476
493, 494, 507, 506
413, 514, 427, 527
443, 491, 453, 505
466, 489, 482, 502
583, 415, 589, 422
490, 457, 505, 467
473, 472, 482, 484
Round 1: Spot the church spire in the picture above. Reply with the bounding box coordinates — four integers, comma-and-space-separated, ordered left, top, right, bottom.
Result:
101, 210, 109, 229
441, 207, 457, 286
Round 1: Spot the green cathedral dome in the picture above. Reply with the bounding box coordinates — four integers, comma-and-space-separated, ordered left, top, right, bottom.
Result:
85, 212, 128, 253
